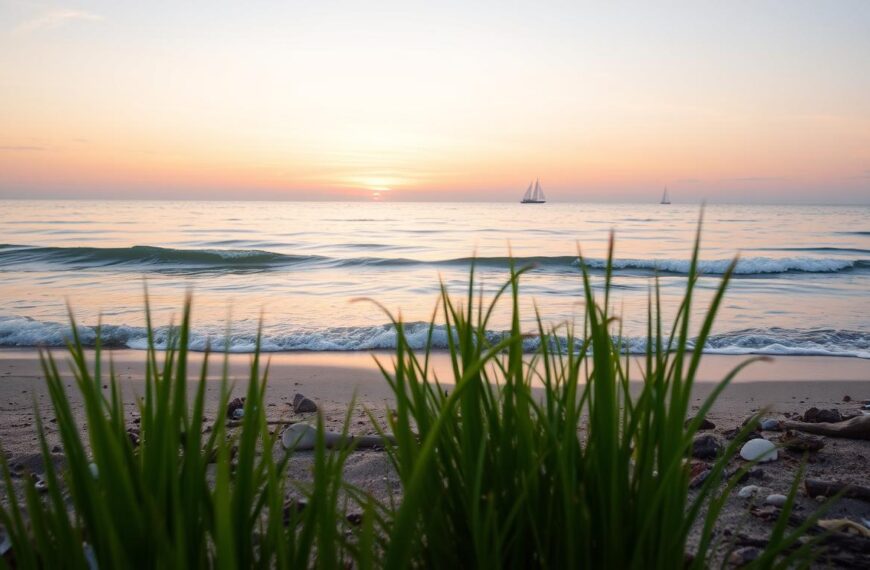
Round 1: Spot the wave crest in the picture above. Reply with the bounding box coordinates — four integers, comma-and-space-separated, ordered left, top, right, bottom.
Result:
1, 316, 866, 358
1, 244, 866, 276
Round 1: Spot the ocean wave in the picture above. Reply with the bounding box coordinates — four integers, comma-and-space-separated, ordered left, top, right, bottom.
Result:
0, 244, 324, 269
1, 316, 867, 358
0, 244, 866, 276
579, 257, 863, 275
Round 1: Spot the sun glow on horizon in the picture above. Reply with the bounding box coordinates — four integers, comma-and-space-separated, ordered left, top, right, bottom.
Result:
1, 1, 868, 203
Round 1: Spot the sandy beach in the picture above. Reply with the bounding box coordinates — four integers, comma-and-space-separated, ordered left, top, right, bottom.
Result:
2, 348, 868, 504
0, 347, 869, 566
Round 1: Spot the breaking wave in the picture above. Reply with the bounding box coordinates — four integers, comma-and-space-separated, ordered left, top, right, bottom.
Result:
1, 244, 866, 276
1, 316, 866, 358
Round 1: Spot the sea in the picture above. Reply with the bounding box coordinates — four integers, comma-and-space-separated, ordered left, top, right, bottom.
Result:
0, 200, 868, 358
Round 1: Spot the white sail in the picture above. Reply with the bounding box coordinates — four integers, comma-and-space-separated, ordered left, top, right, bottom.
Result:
660, 187, 670, 204
523, 182, 533, 201
521, 178, 546, 203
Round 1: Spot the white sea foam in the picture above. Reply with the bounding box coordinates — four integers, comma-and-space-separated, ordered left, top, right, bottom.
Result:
580, 256, 857, 275
1, 316, 866, 358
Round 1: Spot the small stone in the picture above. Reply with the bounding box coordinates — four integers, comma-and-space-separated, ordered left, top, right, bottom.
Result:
690, 468, 712, 489
226, 397, 245, 419
759, 418, 781, 431
780, 430, 824, 452
127, 429, 140, 448
689, 460, 709, 478
686, 416, 715, 430
692, 433, 723, 459
51, 445, 62, 453
232, 408, 244, 420
738, 485, 762, 498
728, 546, 761, 566
31, 475, 48, 493
843, 395, 851, 402
747, 468, 765, 480
740, 438, 777, 462
765, 494, 788, 507
293, 393, 318, 413
802, 407, 842, 423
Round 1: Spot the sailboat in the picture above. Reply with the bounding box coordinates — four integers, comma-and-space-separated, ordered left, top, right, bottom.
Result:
521, 179, 546, 204
660, 187, 671, 205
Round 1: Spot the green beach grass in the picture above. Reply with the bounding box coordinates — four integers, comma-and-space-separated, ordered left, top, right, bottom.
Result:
0, 223, 826, 568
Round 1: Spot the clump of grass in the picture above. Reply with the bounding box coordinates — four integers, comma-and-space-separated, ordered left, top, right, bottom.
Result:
0, 220, 826, 568
373, 222, 821, 569
0, 296, 362, 568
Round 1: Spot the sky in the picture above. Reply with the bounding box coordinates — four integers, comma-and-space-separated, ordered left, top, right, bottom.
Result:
1, 1, 869, 203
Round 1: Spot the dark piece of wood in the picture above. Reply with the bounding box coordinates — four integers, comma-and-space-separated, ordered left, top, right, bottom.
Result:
782, 415, 870, 440
805, 479, 870, 502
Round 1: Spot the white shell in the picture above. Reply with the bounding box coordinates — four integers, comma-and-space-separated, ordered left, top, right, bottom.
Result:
740, 438, 778, 462
738, 485, 761, 498
765, 494, 787, 506
281, 423, 318, 451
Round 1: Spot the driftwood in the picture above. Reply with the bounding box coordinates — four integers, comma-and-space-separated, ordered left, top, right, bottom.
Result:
782, 415, 870, 440
225, 419, 298, 428
805, 479, 870, 502
281, 423, 396, 451
741, 509, 870, 567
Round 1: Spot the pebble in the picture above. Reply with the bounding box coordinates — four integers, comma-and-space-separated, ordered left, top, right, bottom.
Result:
692, 433, 723, 460
759, 418, 781, 431
293, 393, 318, 413
738, 485, 762, 498
33, 477, 48, 493
802, 407, 842, 423
740, 438, 778, 462
232, 408, 244, 420
843, 395, 851, 402
226, 397, 245, 419
765, 494, 788, 507
728, 546, 761, 566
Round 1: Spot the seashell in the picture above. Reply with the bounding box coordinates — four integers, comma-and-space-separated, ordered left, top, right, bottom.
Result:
738, 485, 761, 498
740, 438, 778, 462
765, 493, 787, 507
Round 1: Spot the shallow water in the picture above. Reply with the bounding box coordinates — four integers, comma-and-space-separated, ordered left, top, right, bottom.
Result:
1, 200, 868, 358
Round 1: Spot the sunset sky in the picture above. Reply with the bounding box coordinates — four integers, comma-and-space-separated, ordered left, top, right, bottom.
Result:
1, 1, 869, 203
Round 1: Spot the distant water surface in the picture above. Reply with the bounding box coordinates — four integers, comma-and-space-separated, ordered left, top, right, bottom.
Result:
0, 200, 867, 358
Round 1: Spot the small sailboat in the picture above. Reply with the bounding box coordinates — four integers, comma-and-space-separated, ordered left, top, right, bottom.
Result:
660, 187, 671, 205
521, 179, 546, 204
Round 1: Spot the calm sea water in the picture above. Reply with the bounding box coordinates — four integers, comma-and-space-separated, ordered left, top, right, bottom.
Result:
0, 200, 868, 358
